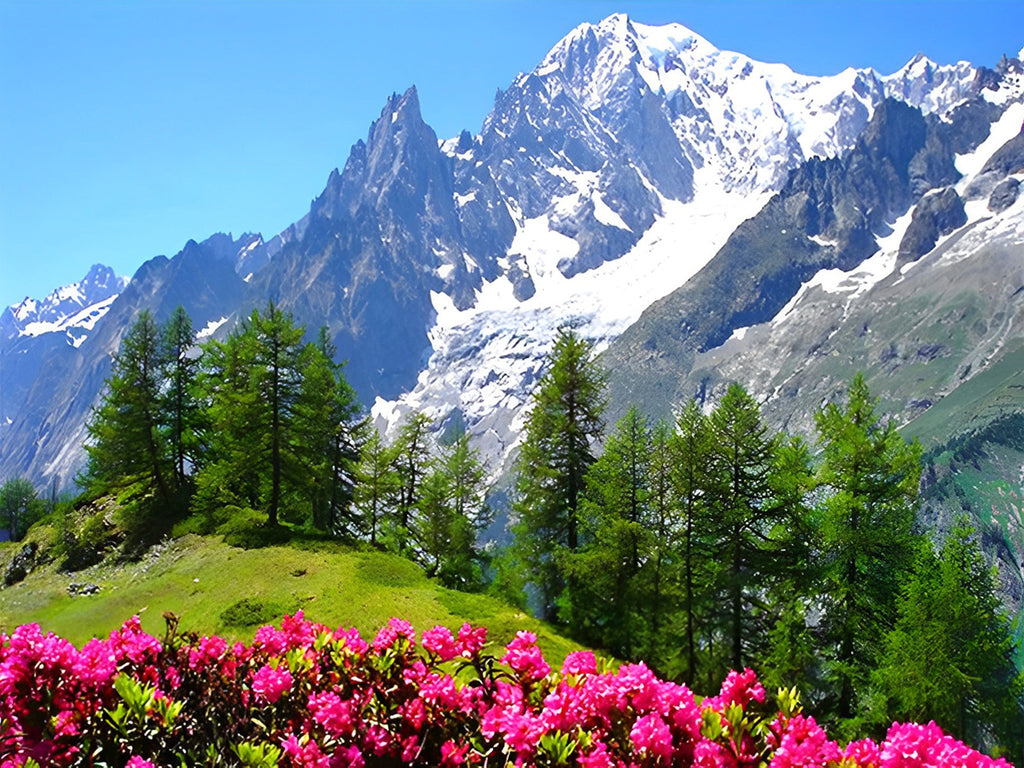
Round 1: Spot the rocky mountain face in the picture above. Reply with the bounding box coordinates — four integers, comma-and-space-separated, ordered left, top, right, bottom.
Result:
602, 59, 1024, 615
1, 14, 1020, 568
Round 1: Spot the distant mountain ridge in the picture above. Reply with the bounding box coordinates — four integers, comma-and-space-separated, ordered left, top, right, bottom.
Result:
0, 15, 1019, 515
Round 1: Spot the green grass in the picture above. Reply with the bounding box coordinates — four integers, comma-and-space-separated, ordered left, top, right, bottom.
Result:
0, 534, 578, 664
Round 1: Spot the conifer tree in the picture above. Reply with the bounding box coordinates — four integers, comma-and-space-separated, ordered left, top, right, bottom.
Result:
874, 520, 1023, 753
512, 324, 607, 622
569, 405, 651, 656
161, 305, 199, 487
353, 427, 400, 547
672, 399, 714, 685
85, 310, 171, 501
297, 328, 362, 535
390, 412, 433, 552
814, 372, 921, 725
194, 303, 308, 526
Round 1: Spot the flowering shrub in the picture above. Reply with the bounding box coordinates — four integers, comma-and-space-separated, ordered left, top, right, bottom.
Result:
0, 614, 1012, 767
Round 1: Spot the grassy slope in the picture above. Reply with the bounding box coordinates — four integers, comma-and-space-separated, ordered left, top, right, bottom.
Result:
0, 533, 578, 663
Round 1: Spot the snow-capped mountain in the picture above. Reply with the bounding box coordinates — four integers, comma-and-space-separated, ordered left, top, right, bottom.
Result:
0, 14, 1017, 500
369, 14, 997, 468
1, 264, 129, 348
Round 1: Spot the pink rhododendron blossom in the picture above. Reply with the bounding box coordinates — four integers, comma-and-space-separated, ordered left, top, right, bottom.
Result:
0, 615, 1008, 768
561, 650, 597, 676
579, 740, 614, 768
631, 712, 674, 764
188, 634, 227, 671
422, 625, 459, 661
251, 663, 293, 704
373, 617, 416, 652
456, 622, 487, 657
126, 758, 155, 768
704, 667, 765, 713
333, 626, 369, 657
308, 690, 357, 737
441, 739, 470, 766
768, 714, 842, 768
501, 630, 551, 681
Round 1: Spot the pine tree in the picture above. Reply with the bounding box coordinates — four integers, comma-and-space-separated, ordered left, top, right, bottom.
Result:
512, 324, 607, 622
568, 406, 650, 655
353, 427, 400, 547
390, 412, 433, 553
161, 305, 199, 487
194, 303, 308, 526
672, 399, 714, 685
640, 419, 680, 670
413, 428, 489, 590
874, 520, 1023, 754
814, 372, 921, 724
296, 328, 362, 535
708, 385, 786, 679
84, 310, 171, 501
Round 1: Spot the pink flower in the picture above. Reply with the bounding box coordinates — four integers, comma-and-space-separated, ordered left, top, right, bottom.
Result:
631, 712, 673, 764
704, 667, 765, 713
422, 625, 458, 661
441, 739, 470, 766
309, 691, 357, 737
561, 650, 597, 676
126, 758, 155, 768
456, 622, 487, 657
768, 714, 842, 768
251, 663, 293, 704
579, 740, 614, 768
373, 617, 416, 653
333, 626, 369, 657
843, 738, 880, 766
188, 635, 227, 671
501, 630, 550, 681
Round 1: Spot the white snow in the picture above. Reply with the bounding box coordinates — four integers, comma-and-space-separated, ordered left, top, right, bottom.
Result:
196, 316, 229, 341
373, 174, 770, 473
955, 101, 1024, 186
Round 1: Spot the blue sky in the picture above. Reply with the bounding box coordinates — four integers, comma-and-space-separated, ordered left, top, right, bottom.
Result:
2, 0, 1022, 309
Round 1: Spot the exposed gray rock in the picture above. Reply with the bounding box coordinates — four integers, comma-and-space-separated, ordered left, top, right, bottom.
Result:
68, 582, 101, 596
988, 177, 1020, 212
3, 541, 37, 587
898, 187, 967, 265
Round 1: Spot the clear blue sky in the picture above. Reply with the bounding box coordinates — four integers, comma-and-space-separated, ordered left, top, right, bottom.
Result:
2, 0, 1022, 309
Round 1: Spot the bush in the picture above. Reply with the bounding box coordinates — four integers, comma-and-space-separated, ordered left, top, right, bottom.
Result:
220, 598, 288, 627
0, 614, 1013, 767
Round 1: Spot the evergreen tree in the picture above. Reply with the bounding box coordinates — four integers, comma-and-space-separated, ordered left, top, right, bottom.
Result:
640, 419, 681, 670
161, 305, 199, 487
353, 427, 400, 547
672, 399, 714, 685
84, 310, 172, 501
413, 428, 489, 590
296, 328, 362, 535
874, 520, 1023, 754
512, 324, 607, 622
569, 406, 651, 656
390, 412, 433, 553
0, 478, 45, 541
194, 303, 308, 526
814, 372, 921, 725
705, 384, 785, 675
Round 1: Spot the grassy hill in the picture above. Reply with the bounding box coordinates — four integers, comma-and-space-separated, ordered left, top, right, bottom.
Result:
0, 529, 577, 663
